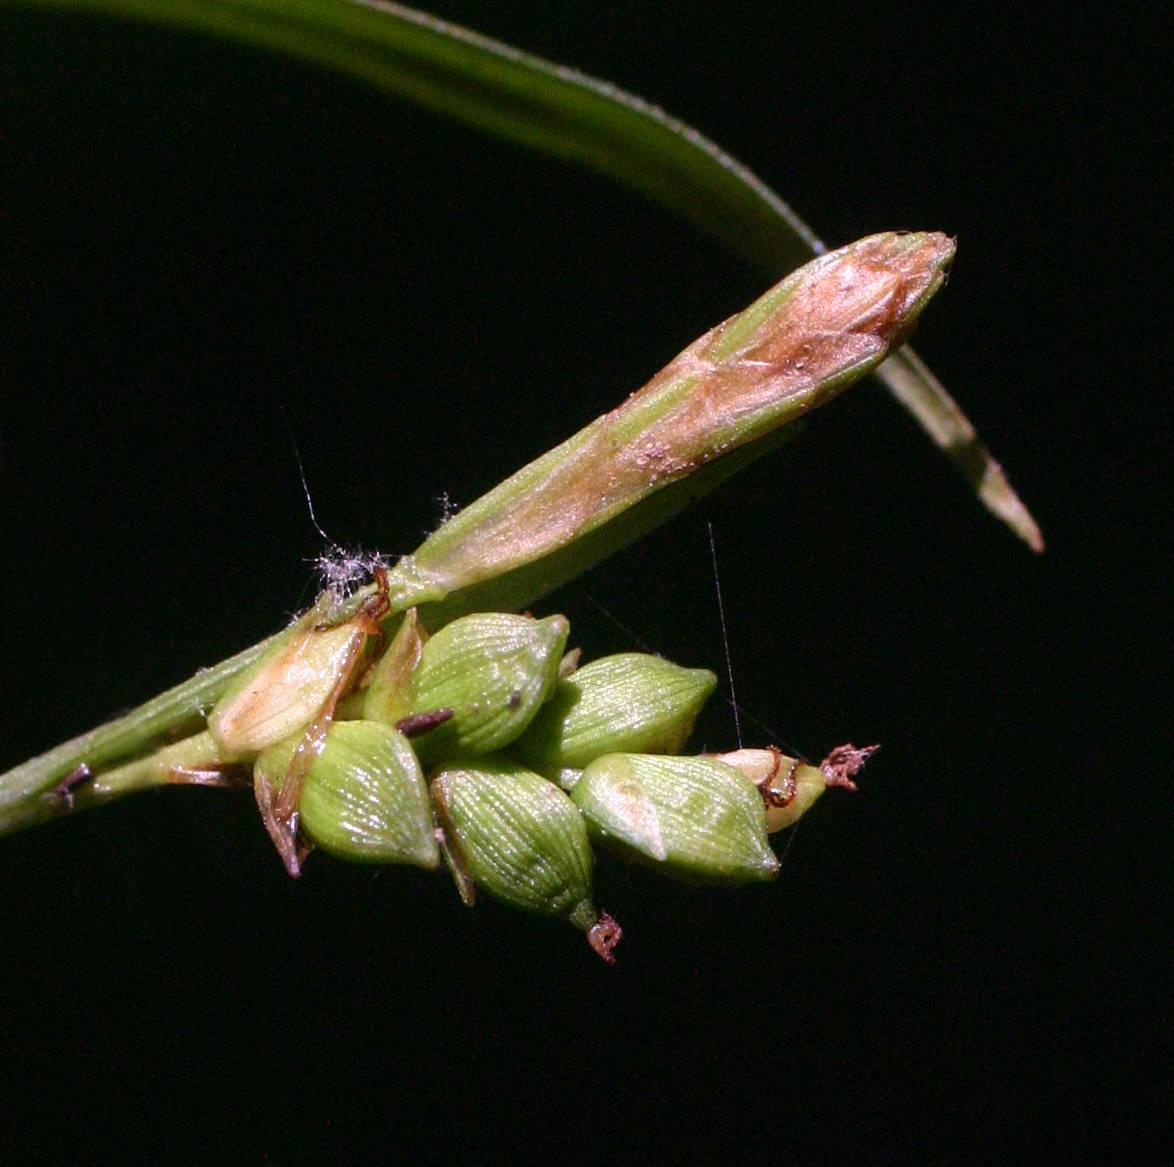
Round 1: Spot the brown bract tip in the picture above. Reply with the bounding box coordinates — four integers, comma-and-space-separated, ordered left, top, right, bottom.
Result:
819, 743, 879, 791
254, 773, 311, 878
775, 232, 955, 359
396, 708, 455, 738
53, 763, 92, 799
588, 912, 623, 964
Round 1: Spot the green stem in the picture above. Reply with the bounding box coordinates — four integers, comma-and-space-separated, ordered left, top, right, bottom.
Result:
0, 635, 274, 818
0, 731, 246, 836
1, 233, 952, 835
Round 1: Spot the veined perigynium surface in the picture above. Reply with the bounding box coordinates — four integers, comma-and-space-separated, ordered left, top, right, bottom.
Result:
375, 612, 570, 765
569, 753, 781, 885
1, 235, 952, 959
517, 653, 717, 782
254, 720, 438, 869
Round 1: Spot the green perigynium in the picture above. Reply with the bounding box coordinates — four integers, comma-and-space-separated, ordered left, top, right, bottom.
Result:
516, 653, 717, 780
255, 720, 437, 868
570, 753, 779, 884
430, 756, 622, 961
377, 612, 570, 764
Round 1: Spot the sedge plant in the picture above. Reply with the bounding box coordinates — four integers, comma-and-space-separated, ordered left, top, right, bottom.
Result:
5, 231, 951, 958
0, 2, 1041, 960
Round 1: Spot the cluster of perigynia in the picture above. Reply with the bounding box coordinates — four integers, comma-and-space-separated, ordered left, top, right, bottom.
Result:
211, 600, 870, 962
2, 235, 941, 955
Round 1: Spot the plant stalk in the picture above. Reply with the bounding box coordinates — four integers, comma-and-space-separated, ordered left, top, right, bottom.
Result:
1, 232, 953, 834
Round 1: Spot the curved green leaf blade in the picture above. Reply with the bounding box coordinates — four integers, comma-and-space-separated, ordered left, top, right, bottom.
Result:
880, 347, 1043, 551
9, 0, 1041, 548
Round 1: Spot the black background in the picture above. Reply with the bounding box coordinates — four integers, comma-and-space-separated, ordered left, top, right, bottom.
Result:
0, 2, 1164, 1161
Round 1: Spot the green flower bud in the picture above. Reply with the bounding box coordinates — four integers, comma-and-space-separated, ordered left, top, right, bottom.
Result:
430, 756, 621, 962
255, 720, 437, 868
516, 653, 716, 774
388, 612, 570, 764
570, 753, 778, 885
209, 619, 360, 754
713, 744, 873, 832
